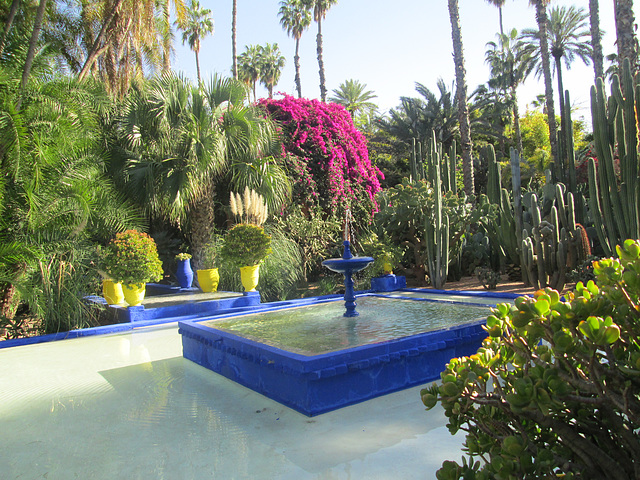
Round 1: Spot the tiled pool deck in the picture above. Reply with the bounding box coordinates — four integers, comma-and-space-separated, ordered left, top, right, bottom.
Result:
1, 321, 465, 479
1, 288, 521, 478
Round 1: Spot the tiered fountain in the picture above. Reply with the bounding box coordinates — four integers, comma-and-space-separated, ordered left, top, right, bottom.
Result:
321, 209, 374, 316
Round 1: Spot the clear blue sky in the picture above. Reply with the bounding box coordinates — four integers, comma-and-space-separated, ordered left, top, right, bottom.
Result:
172, 1, 638, 126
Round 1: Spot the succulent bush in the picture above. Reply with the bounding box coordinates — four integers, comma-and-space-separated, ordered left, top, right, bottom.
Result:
422, 238, 640, 479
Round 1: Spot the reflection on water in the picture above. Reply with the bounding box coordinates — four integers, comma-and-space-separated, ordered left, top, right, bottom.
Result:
208, 296, 489, 355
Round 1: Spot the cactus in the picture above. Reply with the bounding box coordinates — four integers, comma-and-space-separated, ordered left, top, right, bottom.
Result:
521, 193, 568, 290
588, 59, 640, 256
410, 138, 425, 182
424, 132, 450, 289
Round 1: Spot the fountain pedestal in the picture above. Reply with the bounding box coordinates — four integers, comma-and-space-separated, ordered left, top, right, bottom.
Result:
322, 241, 373, 317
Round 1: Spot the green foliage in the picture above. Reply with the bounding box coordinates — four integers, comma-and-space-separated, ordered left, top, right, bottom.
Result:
218, 227, 302, 302
221, 224, 272, 268
374, 178, 475, 283
423, 238, 640, 479
275, 206, 342, 280
360, 233, 404, 277
102, 230, 163, 285
198, 234, 222, 269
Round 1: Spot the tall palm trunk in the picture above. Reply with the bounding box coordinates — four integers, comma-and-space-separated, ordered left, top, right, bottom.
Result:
0, 0, 21, 60
18, 0, 47, 109
195, 48, 201, 85
232, 0, 237, 79
79, 0, 125, 81
316, 17, 327, 102
189, 182, 216, 270
162, 0, 171, 73
294, 37, 302, 98
534, 0, 558, 169
512, 87, 523, 155
614, 0, 638, 76
554, 52, 567, 179
589, 0, 604, 81
448, 0, 474, 195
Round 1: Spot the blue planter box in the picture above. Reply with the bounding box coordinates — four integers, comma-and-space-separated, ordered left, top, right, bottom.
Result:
371, 275, 407, 292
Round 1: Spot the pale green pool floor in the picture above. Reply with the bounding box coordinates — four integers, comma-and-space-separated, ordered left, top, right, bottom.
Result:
0, 322, 464, 479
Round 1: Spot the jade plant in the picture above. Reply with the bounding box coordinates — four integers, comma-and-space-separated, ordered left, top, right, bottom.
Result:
421, 238, 640, 479
220, 224, 272, 268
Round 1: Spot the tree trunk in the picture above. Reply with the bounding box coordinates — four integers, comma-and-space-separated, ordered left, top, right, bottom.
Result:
534, 0, 559, 168
162, 0, 171, 73
0, 0, 21, 60
589, 0, 604, 81
512, 87, 523, 155
614, 0, 638, 76
448, 0, 474, 195
555, 55, 567, 183
316, 17, 326, 102
18, 0, 47, 109
78, 0, 125, 81
232, 0, 238, 79
294, 38, 302, 98
189, 182, 216, 271
195, 50, 201, 85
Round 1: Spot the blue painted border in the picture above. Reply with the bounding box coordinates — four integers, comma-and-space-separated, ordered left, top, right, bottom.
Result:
0, 288, 522, 350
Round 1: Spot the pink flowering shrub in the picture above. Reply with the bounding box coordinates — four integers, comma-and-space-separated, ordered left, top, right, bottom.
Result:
259, 95, 383, 219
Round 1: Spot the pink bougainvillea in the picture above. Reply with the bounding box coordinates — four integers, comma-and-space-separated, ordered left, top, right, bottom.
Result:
259, 95, 383, 217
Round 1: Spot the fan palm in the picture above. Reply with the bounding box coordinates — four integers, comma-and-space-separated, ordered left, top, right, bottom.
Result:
259, 43, 286, 99
306, 0, 337, 102
448, 0, 474, 195
176, 0, 214, 85
237, 44, 262, 101
232, 0, 238, 79
329, 79, 377, 119
485, 28, 535, 154
521, 5, 591, 184
110, 73, 288, 268
279, 0, 312, 98
160, 0, 187, 73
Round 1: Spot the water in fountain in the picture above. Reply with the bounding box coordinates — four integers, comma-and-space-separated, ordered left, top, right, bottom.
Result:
321, 208, 374, 317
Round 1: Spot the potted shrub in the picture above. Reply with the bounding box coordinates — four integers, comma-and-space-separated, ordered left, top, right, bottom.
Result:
196, 238, 221, 293
221, 224, 271, 292
175, 253, 193, 289
102, 230, 163, 306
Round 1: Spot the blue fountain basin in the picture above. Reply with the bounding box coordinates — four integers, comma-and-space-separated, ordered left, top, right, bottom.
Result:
322, 256, 374, 274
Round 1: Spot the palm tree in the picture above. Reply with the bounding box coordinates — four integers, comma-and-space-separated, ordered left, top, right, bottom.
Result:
329, 79, 377, 119
238, 44, 262, 101
278, 0, 312, 98
524, 0, 558, 169
19, 0, 48, 105
258, 43, 286, 99
521, 5, 591, 183
380, 80, 458, 154
0, 0, 21, 59
448, 0, 474, 195
485, 0, 507, 36
485, 28, 535, 154
160, 0, 187, 73
176, 0, 214, 85
306, 0, 337, 102
111, 74, 286, 267
232, 0, 237, 79
614, 0, 638, 75
589, 0, 604, 81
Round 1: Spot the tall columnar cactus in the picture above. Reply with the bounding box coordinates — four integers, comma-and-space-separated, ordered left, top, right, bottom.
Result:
521, 193, 568, 290
410, 138, 425, 182
424, 132, 450, 289
588, 59, 640, 256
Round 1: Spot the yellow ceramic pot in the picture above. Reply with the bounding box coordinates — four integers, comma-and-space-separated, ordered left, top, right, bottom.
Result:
239, 265, 260, 292
197, 268, 220, 293
102, 279, 124, 305
382, 261, 394, 275
122, 283, 146, 307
